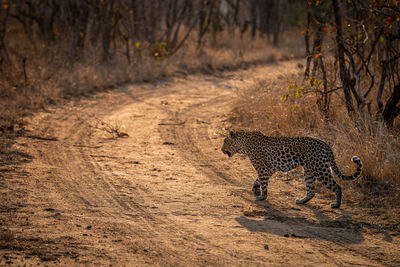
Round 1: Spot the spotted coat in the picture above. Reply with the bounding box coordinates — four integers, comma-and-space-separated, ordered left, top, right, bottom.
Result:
221, 130, 362, 208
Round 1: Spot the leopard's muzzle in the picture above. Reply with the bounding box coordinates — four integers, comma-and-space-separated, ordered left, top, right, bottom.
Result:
222, 149, 232, 157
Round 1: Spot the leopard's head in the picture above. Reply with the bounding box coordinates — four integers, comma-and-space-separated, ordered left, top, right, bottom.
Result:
221, 130, 246, 158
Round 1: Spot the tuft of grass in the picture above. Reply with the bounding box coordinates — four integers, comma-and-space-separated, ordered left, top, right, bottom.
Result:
229, 73, 400, 213
91, 118, 129, 139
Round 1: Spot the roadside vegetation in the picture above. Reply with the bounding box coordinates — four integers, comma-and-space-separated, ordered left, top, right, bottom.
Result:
0, 0, 302, 134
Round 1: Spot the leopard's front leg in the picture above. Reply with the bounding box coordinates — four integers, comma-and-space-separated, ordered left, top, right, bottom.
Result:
252, 176, 270, 201
252, 178, 262, 197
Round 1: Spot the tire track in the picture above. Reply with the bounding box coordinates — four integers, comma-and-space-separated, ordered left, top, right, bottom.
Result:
23, 101, 196, 265
40, 89, 235, 265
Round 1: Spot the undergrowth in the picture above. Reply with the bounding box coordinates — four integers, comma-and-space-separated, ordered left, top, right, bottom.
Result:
229, 71, 400, 220
0, 30, 301, 133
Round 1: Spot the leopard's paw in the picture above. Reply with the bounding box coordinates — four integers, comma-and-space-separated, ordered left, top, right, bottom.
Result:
330, 202, 340, 209
255, 195, 266, 201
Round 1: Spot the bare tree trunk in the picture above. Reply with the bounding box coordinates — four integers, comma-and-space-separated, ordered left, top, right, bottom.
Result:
304, 10, 311, 78
0, 4, 10, 63
377, 55, 400, 113
271, 0, 286, 46
36, 1, 59, 44
197, 0, 215, 48
250, 0, 258, 40
332, 0, 354, 114
62, 1, 91, 64
382, 82, 400, 128
311, 23, 323, 76
319, 56, 330, 115
101, 0, 116, 62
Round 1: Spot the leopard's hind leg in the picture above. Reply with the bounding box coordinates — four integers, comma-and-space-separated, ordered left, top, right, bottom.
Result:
296, 168, 316, 205
317, 164, 342, 208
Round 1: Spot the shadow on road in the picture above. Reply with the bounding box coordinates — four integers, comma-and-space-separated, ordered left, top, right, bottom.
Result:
0, 131, 34, 168
235, 202, 367, 245
236, 200, 395, 245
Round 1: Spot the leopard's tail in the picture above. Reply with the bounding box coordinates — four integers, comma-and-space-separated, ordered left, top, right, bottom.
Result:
330, 156, 362, 180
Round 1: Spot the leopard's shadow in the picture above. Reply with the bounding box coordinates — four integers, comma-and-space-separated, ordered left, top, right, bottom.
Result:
236, 201, 370, 245
304, 204, 393, 243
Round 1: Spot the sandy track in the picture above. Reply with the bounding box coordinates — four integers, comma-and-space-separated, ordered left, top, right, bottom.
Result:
1, 61, 399, 266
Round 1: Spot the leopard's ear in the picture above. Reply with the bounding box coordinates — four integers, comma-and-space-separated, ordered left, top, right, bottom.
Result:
229, 131, 236, 138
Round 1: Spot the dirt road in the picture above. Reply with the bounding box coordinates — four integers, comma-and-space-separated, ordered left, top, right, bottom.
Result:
1, 61, 399, 266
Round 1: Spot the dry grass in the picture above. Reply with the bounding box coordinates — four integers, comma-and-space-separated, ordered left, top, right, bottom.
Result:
0, 29, 302, 133
229, 68, 400, 226
90, 118, 129, 139
169, 30, 300, 73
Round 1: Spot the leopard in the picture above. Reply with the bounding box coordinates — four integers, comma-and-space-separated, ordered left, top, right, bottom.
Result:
221, 130, 362, 208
